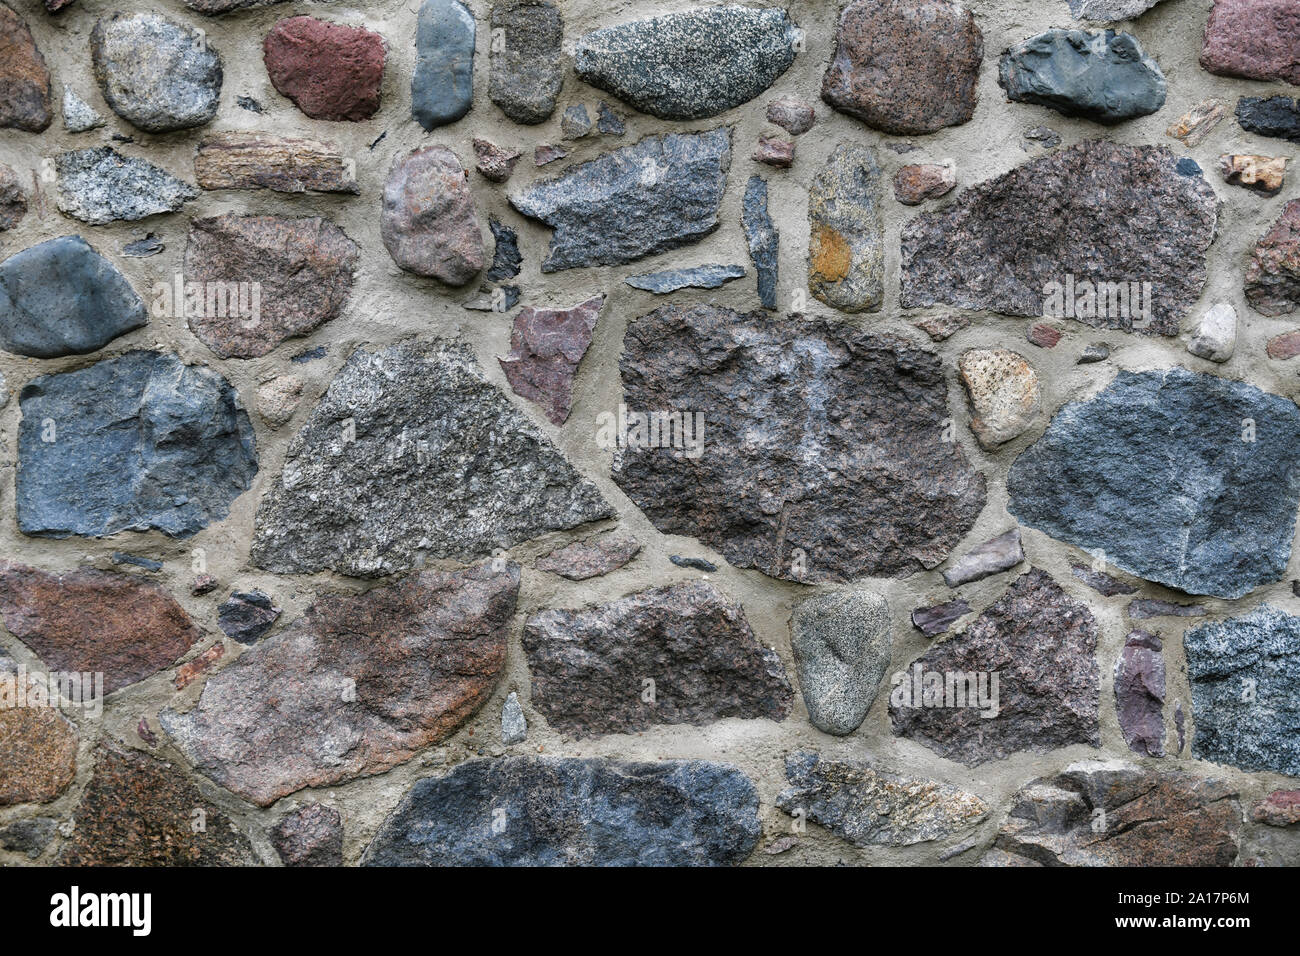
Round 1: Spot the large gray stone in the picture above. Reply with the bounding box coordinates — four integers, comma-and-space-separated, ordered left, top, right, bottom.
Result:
488, 0, 563, 125
411, 0, 475, 131
808, 143, 884, 314
790, 587, 891, 736
56, 147, 198, 226
1008, 369, 1300, 599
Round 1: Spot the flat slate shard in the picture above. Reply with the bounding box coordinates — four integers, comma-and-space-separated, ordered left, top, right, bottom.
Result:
1128, 598, 1204, 620
90, 13, 222, 133
776, 752, 987, 847
534, 532, 642, 580
56, 147, 199, 226
161, 562, 518, 807
1116, 630, 1164, 757
625, 265, 746, 294
17, 351, 257, 539
272, 804, 342, 867
790, 587, 891, 736
901, 142, 1219, 336
822, 0, 983, 135
486, 219, 522, 281
217, 590, 280, 644
808, 143, 884, 313
1070, 563, 1138, 596
0, 236, 146, 359
1185, 605, 1300, 777
912, 598, 970, 637
1007, 369, 1300, 600
0, 4, 53, 132
998, 30, 1166, 124
194, 132, 359, 194
1200, 0, 1300, 86
890, 569, 1101, 766
381, 146, 485, 285
1245, 200, 1300, 317
984, 762, 1240, 866
573, 7, 799, 121
0, 657, 77, 806
59, 745, 258, 866
614, 306, 985, 583
498, 295, 603, 425
1237, 96, 1300, 143
489, 0, 563, 125
250, 341, 612, 577
412, 0, 475, 130
510, 129, 731, 272
942, 528, 1026, 587
362, 757, 761, 866
742, 176, 779, 310
522, 581, 793, 738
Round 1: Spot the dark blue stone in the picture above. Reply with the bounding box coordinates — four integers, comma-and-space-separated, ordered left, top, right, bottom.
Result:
625, 264, 745, 294
411, 0, 476, 131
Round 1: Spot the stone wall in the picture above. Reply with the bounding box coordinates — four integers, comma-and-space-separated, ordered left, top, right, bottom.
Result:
1, 0, 1299, 866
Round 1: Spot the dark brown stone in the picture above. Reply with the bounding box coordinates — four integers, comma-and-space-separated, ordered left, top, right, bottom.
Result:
0, 162, 26, 230
534, 532, 642, 580
1201, 0, 1300, 86
381, 145, 485, 285
0, 661, 77, 806
1115, 630, 1165, 757
498, 294, 602, 424
1247, 200, 1300, 317
1027, 322, 1063, 348
271, 804, 342, 866
264, 16, 385, 121
195, 132, 359, 194
911, 598, 971, 637
0, 4, 51, 132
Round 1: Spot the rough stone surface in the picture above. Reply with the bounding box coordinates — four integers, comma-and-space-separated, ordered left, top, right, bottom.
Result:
742, 176, 779, 310
574, 7, 798, 122
767, 96, 815, 135
1237, 95, 1300, 143
912, 598, 970, 637
264, 16, 385, 121
911, 313, 968, 341
790, 587, 891, 735
596, 101, 624, 135
1200, 0, 1300, 86
510, 129, 731, 272
522, 581, 792, 738
412, 0, 474, 131
162, 562, 518, 806
808, 143, 884, 313
488, 0, 563, 125
486, 219, 522, 281
472, 137, 522, 182
1185, 605, 1300, 777
535, 533, 641, 580
91, 13, 222, 132
256, 374, 303, 429
0, 235, 146, 359
498, 294, 603, 425
1128, 598, 1205, 620
1219, 154, 1286, 195
1267, 329, 1300, 360
17, 351, 257, 540
822, 0, 982, 135
1007, 368, 1300, 599
501, 691, 527, 744
0, 657, 77, 806
194, 132, 359, 194
1027, 322, 1063, 348
958, 350, 1042, 450
62, 87, 104, 133
1187, 303, 1237, 362
1115, 630, 1165, 757
942, 528, 1026, 587
614, 306, 986, 583
56, 147, 199, 225
271, 804, 343, 867
381, 145, 484, 285
1245, 200, 1300, 317
776, 751, 987, 847
1254, 790, 1300, 827
250, 341, 612, 577
0, 163, 24, 230
894, 163, 956, 205
0, 818, 57, 858
901, 142, 1218, 336
0, 4, 52, 132
625, 265, 745, 294
363, 756, 761, 866
1166, 98, 1226, 145
753, 135, 795, 169
217, 590, 280, 645
890, 569, 1101, 766
534, 144, 567, 166
1066, 0, 1166, 18
560, 105, 591, 139
1070, 563, 1138, 596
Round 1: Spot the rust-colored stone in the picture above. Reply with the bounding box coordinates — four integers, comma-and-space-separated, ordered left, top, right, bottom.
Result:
498, 294, 603, 425
263, 16, 385, 121
0, 3, 51, 132
0, 665, 77, 806
1247, 200, 1300, 317
174, 642, 225, 690
1219, 154, 1287, 195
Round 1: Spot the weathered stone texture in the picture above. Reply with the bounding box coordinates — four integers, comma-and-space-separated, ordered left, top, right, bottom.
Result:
382, 146, 484, 285
91, 13, 221, 132
1245, 200, 1300, 317
264, 16, 385, 121
0, 4, 51, 132
790, 588, 891, 736
498, 295, 603, 425
808, 144, 884, 313
194, 133, 359, 194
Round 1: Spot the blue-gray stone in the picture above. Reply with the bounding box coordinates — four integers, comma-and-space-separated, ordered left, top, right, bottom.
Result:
1185, 605, 1300, 777
999, 29, 1166, 124
742, 176, 778, 310
411, 0, 475, 131
17, 351, 257, 539
362, 757, 760, 866
510, 129, 731, 272
0, 236, 146, 358
625, 264, 745, 294
560, 104, 592, 139
596, 101, 624, 135
1008, 369, 1300, 599
574, 7, 799, 121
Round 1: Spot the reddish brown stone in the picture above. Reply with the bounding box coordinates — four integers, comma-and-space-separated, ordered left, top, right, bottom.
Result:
767, 96, 815, 135
44, 0, 75, 11
0, 562, 200, 695
0, 4, 52, 132
272, 803, 342, 866
534, 143, 568, 166
911, 313, 968, 341
0, 162, 25, 230
174, 642, 225, 690
184, 213, 359, 359
264, 16, 385, 121
1267, 329, 1300, 359
1201, 0, 1300, 87
498, 294, 603, 424
894, 163, 955, 205
1247, 200, 1300, 317
473, 137, 522, 183
1027, 322, 1063, 348
1253, 789, 1300, 826
535, 532, 642, 580
1166, 99, 1226, 146
753, 135, 795, 168
381, 145, 485, 285
195, 132, 359, 194
0, 664, 77, 806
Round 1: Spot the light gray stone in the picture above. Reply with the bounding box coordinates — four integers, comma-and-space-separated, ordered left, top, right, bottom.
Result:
790, 587, 891, 736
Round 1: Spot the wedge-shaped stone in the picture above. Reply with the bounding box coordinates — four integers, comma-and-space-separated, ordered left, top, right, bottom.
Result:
56, 147, 198, 225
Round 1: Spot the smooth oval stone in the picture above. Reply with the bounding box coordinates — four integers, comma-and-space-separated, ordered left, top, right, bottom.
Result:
381, 146, 485, 285
412, 0, 475, 130
0, 236, 146, 358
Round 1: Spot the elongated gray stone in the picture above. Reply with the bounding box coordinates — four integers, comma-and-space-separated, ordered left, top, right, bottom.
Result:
743, 176, 778, 310
363, 757, 761, 866
56, 147, 198, 225
573, 7, 799, 121
17, 351, 257, 538
808, 143, 884, 314
501, 692, 526, 744
1008, 369, 1300, 599
489, 0, 563, 125
790, 587, 891, 736
412, 0, 475, 131
624, 264, 745, 294
942, 529, 1025, 587
1066, 0, 1167, 19
0, 236, 146, 358
510, 129, 731, 272
250, 341, 612, 577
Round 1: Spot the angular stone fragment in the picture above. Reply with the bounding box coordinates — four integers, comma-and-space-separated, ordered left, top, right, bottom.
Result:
534, 144, 567, 167
0, 163, 24, 231
776, 751, 986, 847
1008, 369, 1300, 599
523, 581, 792, 738
511, 129, 730, 272
251, 342, 611, 576
486, 219, 521, 281
535, 533, 641, 580
958, 350, 1041, 450
1066, 0, 1166, 18
195, 132, 359, 194
1128, 598, 1205, 620
911, 313, 968, 341
184, 0, 287, 11
1070, 563, 1138, 596
1115, 630, 1164, 756
0, 4, 52, 132
365, 756, 760, 866
272, 804, 343, 867
912, 598, 970, 637
174, 642, 224, 690
891, 569, 1101, 766
985, 762, 1239, 866
753, 135, 794, 168
0, 236, 146, 359
412, 0, 474, 131
576, 7, 798, 122
614, 306, 986, 583
942, 528, 1026, 587
1200, 0, 1300, 86
1185, 605, 1300, 777
0, 657, 77, 806
0, 562, 200, 694
501, 691, 527, 744
18, 351, 257, 540
999, 30, 1166, 124
1220, 154, 1286, 195
596, 101, 624, 135
163, 562, 517, 806
498, 294, 602, 425
901, 142, 1219, 336
625, 264, 746, 294
767, 96, 815, 135
62, 87, 104, 132
790, 587, 890, 736
256, 374, 303, 429
489, 0, 563, 125
1187, 303, 1236, 362
122, 234, 163, 258
264, 16, 385, 121
1267, 329, 1300, 359
472, 138, 521, 182
1237, 95, 1300, 143
1026, 322, 1063, 348
381, 146, 484, 285
1254, 790, 1300, 826
559, 105, 591, 139
1245, 200, 1300, 317
894, 163, 955, 205
56, 148, 198, 226
742, 176, 778, 310
0, 818, 57, 858
1166, 98, 1226, 146
822, 0, 982, 135
60, 745, 258, 866
808, 143, 884, 313
217, 590, 280, 644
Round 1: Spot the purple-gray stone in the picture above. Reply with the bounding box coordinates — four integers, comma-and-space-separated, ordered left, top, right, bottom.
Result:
941, 528, 1025, 587
1115, 630, 1165, 757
